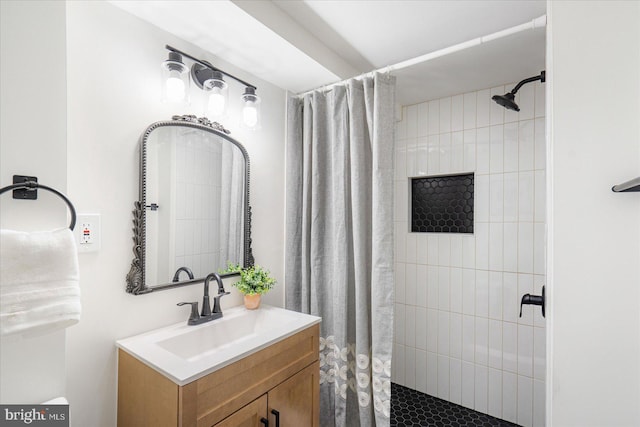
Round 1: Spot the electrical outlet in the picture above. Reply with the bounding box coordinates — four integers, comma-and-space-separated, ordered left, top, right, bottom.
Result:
77, 214, 100, 253
81, 222, 93, 244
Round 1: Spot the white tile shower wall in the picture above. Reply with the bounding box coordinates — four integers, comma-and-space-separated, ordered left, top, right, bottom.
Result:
392, 84, 546, 427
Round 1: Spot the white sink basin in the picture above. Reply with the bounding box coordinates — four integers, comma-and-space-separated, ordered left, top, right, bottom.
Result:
116, 305, 321, 385
156, 306, 298, 360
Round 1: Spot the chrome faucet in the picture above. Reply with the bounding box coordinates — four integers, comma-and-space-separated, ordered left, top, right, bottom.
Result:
172, 266, 194, 282
177, 272, 230, 325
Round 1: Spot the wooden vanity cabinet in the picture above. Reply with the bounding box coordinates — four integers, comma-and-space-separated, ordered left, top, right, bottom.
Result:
212, 395, 266, 427
118, 323, 319, 427
213, 362, 319, 427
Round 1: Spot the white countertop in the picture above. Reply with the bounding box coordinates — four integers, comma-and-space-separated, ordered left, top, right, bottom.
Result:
116, 305, 321, 386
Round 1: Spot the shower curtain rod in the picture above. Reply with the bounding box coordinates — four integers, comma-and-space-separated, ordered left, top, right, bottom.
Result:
295, 14, 547, 98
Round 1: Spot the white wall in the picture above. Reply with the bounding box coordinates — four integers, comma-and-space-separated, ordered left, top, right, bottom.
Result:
392, 82, 546, 426
64, 2, 286, 426
0, 0, 68, 404
547, 2, 640, 426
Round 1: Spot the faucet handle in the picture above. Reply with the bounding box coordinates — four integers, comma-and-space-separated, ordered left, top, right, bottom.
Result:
212, 292, 230, 314
177, 302, 200, 325
519, 285, 545, 318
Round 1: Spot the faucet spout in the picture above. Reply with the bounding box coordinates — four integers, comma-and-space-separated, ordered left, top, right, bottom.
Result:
202, 273, 217, 317
204, 273, 230, 315
172, 266, 194, 282
215, 273, 227, 293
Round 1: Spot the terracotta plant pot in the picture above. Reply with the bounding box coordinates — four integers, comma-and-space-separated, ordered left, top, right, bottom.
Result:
244, 294, 261, 310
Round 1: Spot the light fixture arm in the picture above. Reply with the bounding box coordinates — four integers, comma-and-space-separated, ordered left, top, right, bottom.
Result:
510, 70, 546, 95
165, 45, 257, 90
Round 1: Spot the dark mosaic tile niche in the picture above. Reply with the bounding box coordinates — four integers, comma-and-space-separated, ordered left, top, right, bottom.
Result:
391, 383, 520, 427
411, 173, 474, 233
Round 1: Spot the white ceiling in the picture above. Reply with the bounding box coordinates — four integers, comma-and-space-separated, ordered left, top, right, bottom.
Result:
109, 0, 546, 105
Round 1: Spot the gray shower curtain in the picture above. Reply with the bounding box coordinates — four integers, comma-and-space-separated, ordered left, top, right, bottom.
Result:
285, 73, 395, 426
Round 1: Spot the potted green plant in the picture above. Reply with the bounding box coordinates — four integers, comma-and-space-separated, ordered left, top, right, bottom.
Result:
220, 263, 276, 310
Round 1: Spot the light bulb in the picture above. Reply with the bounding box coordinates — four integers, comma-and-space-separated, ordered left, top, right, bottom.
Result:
242, 102, 258, 128
161, 51, 188, 103
207, 90, 226, 117
240, 87, 261, 130
165, 71, 186, 102
203, 74, 227, 118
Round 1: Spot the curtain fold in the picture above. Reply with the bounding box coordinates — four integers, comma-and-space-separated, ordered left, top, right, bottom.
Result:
285, 73, 395, 427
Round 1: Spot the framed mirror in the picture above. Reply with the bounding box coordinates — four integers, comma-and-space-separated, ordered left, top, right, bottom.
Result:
126, 115, 254, 295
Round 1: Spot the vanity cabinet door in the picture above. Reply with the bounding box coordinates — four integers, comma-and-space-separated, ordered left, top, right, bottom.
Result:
213, 395, 267, 427
267, 361, 319, 427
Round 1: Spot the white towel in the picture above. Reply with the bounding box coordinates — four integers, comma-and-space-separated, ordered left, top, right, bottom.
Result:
0, 228, 80, 337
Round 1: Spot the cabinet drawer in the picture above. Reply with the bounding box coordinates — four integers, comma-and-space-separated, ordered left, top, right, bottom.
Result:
182, 323, 319, 427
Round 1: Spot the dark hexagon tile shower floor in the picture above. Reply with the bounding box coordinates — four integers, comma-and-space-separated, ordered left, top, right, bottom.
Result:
391, 383, 520, 427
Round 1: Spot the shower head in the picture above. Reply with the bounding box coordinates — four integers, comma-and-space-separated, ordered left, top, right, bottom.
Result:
492, 70, 546, 111
492, 92, 519, 111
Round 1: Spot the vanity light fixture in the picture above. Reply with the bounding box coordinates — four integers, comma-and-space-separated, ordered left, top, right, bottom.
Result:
163, 45, 261, 130
241, 87, 261, 130
161, 51, 189, 103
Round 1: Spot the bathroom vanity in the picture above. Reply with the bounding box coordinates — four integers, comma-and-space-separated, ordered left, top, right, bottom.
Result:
116, 306, 320, 427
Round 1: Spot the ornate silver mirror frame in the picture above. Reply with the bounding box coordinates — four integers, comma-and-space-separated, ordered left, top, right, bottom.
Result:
126, 115, 254, 295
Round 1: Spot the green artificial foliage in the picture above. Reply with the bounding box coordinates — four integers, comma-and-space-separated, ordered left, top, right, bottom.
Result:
220, 262, 243, 275
219, 262, 276, 296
